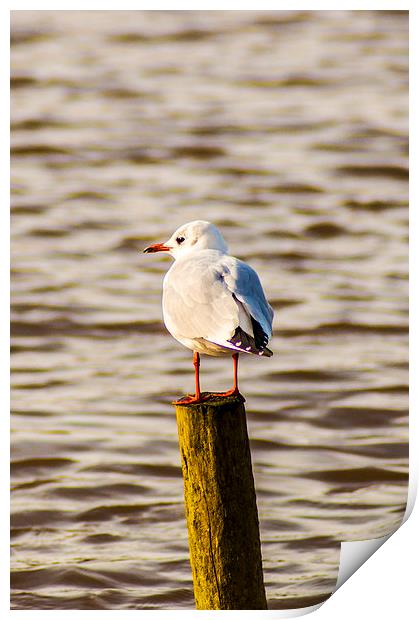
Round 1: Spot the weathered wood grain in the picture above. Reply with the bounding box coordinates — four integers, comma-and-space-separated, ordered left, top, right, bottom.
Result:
175, 393, 267, 610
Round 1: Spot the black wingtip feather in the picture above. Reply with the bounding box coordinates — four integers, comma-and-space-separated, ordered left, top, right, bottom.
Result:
228, 324, 272, 357
263, 346, 273, 357
250, 316, 270, 350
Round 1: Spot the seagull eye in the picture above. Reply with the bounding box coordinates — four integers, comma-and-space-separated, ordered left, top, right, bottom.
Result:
176, 236, 185, 244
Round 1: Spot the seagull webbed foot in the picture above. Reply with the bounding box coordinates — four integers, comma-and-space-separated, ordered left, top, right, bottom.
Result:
210, 387, 241, 399
172, 393, 210, 405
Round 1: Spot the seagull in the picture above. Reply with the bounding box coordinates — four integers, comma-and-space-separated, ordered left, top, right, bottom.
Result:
143, 220, 274, 404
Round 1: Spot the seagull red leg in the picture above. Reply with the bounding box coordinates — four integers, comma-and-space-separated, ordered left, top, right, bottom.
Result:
173, 351, 209, 405
216, 352, 240, 398
193, 351, 201, 399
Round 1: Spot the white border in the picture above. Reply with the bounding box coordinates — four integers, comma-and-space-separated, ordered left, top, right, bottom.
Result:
6, 3, 414, 618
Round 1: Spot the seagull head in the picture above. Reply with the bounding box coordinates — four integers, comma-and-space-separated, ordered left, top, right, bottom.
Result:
143, 220, 228, 259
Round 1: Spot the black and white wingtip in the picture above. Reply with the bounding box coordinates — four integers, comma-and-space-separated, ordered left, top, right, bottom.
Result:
228, 326, 273, 357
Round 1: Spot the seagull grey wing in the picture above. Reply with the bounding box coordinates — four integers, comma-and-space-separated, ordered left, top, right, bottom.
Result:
221, 257, 274, 354
162, 255, 239, 344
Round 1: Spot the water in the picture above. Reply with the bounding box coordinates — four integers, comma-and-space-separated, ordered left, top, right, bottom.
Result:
11, 10, 408, 610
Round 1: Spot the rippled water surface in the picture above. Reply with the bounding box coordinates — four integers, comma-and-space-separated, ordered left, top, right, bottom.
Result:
11, 10, 408, 610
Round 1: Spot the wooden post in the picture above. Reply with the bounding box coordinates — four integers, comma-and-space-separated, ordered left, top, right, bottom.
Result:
175, 393, 267, 610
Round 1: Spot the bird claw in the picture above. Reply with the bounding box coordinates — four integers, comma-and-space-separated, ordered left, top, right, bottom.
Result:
172, 393, 211, 405
221, 387, 240, 397
208, 388, 244, 400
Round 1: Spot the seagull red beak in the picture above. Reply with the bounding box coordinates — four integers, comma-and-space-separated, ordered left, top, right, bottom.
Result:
143, 242, 171, 253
